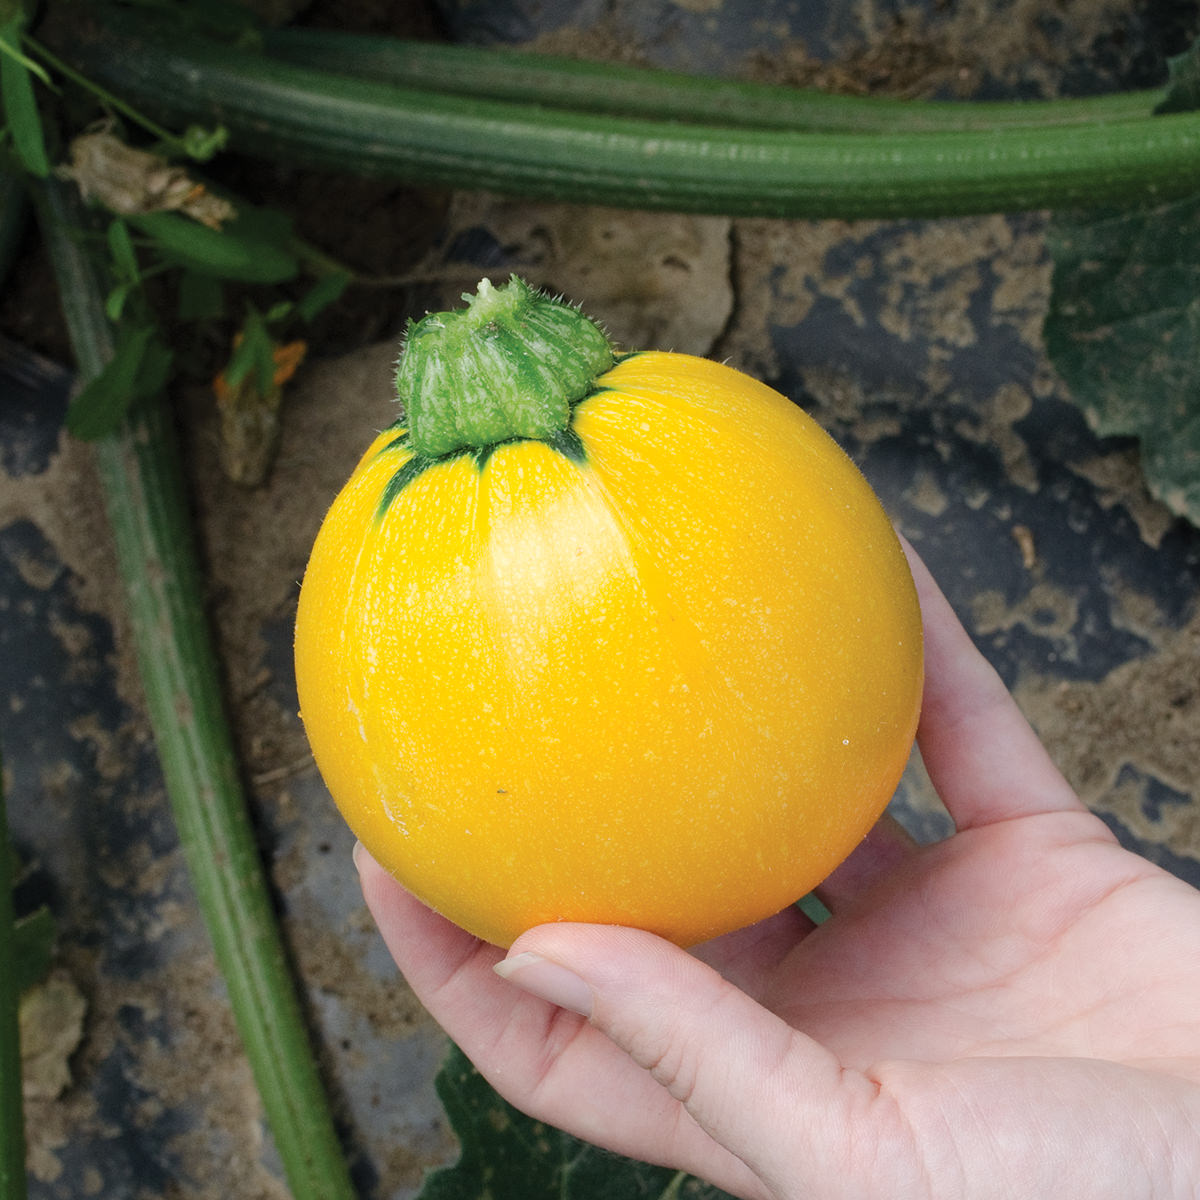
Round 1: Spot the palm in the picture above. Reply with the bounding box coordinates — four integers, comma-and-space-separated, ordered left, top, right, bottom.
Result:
760, 812, 1200, 1071
358, 548, 1200, 1198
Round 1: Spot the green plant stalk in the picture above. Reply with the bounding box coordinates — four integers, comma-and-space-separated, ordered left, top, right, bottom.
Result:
22, 31, 188, 154
59, 11, 1200, 219
35, 179, 356, 1200
0, 751, 28, 1200
1, 14, 50, 178
264, 26, 1164, 134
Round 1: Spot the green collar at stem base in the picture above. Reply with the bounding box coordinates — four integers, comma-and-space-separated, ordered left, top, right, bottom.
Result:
395, 276, 615, 458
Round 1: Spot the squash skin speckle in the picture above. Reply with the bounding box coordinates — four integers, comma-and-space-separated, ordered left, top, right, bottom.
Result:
294, 350, 923, 948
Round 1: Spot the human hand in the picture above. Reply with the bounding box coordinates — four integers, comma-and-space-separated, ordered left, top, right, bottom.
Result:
355, 546, 1200, 1199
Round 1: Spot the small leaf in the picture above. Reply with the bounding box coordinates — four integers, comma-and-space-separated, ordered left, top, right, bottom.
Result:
104, 280, 135, 322
224, 307, 276, 392
297, 270, 351, 323
417, 1043, 734, 1200
263, 297, 293, 324
181, 122, 228, 162
1044, 196, 1200, 524
129, 208, 298, 283
0, 17, 50, 178
106, 218, 139, 281
1156, 36, 1200, 114
66, 322, 157, 439
13, 905, 54, 995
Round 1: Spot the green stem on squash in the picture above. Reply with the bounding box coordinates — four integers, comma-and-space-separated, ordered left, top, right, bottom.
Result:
398, 277, 614, 457
0, 750, 28, 1200
264, 25, 1166, 135
34, 178, 357, 1200
55, 8, 1200, 219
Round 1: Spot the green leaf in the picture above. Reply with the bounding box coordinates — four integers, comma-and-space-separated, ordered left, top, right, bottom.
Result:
263, 297, 293, 324
106, 218, 139, 281
66, 322, 165, 439
104, 280, 135, 322
1044, 196, 1200, 524
0, 9, 49, 85
417, 1044, 733, 1200
0, 17, 49, 178
1156, 36, 1200, 115
6, 841, 55, 995
296, 270, 350, 323
180, 122, 228, 162
225, 306, 276, 391
12, 906, 54, 995
128, 208, 298, 283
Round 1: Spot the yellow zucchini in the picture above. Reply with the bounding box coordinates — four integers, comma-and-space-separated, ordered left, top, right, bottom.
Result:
294, 278, 922, 947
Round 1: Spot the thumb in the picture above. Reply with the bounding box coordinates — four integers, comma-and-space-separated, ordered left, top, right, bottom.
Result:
497, 924, 882, 1195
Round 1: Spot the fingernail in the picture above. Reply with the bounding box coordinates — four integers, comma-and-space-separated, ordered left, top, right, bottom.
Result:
351, 840, 367, 873
493, 952, 593, 1018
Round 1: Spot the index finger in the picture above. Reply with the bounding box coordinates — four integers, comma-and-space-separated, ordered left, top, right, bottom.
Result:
901, 539, 1085, 830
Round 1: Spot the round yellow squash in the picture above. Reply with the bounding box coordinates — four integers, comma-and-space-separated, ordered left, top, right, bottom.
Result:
294, 279, 923, 948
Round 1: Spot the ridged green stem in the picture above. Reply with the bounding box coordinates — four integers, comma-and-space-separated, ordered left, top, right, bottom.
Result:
0, 751, 27, 1200
398, 277, 614, 457
57, 9, 1200, 219
264, 26, 1165, 134
35, 178, 356, 1200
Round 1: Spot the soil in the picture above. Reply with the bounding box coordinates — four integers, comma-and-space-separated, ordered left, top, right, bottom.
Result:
3, 0, 1200, 1197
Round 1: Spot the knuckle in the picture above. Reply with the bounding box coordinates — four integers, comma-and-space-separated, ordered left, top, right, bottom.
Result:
642, 1026, 702, 1106
624, 983, 741, 1109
